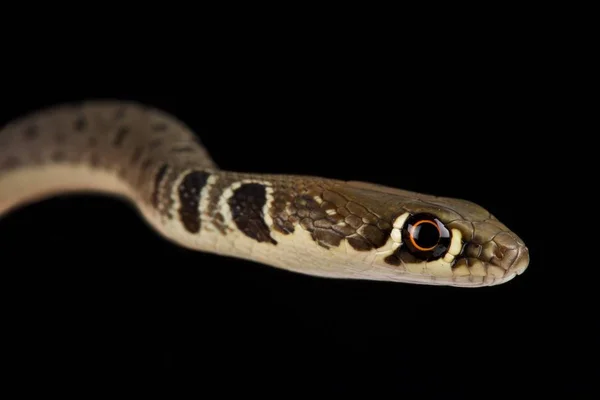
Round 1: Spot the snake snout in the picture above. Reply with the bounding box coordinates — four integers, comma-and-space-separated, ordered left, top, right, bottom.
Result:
508, 245, 529, 275
491, 232, 529, 276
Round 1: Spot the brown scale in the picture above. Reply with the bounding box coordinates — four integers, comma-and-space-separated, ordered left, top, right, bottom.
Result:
265, 183, 393, 251
205, 175, 235, 235
270, 189, 295, 234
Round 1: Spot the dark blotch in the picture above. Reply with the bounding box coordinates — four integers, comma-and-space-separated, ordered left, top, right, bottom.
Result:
347, 235, 373, 251
113, 126, 130, 147
151, 164, 169, 209
384, 254, 402, 266
178, 171, 210, 233
228, 183, 277, 245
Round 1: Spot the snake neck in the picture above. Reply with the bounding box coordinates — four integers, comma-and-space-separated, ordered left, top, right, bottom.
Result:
0, 99, 352, 278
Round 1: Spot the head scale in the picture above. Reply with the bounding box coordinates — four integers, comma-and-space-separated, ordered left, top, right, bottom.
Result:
337, 181, 529, 287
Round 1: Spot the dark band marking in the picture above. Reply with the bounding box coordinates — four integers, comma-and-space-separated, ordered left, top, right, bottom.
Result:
88, 137, 98, 147
228, 183, 277, 245
151, 164, 169, 209
113, 126, 130, 147
178, 171, 210, 234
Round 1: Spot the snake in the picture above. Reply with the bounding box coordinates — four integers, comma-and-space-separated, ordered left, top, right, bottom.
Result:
0, 100, 529, 287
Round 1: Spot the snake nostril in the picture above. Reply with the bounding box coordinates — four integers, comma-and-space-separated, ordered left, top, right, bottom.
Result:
494, 246, 504, 260
489, 232, 521, 268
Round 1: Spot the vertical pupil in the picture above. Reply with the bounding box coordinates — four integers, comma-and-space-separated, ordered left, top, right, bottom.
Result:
413, 223, 439, 248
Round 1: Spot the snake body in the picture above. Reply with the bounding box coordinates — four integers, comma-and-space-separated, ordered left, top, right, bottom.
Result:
0, 100, 529, 287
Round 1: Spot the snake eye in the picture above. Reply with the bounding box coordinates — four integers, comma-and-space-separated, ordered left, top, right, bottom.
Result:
402, 213, 451, 260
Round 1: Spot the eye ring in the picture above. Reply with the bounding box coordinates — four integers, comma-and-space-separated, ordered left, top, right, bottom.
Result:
402, 213, 451, 260
408, 219, 441, 251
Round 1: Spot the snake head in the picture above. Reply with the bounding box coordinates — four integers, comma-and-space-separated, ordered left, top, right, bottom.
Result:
339, 181, 529, 287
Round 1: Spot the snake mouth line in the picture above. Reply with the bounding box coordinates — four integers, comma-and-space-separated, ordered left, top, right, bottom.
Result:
449, 272, 518, 287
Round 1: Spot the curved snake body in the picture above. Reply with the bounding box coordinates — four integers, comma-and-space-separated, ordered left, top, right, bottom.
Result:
0, 101, 529, 287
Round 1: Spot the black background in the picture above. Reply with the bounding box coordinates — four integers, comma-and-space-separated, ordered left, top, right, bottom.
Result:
0, 27, 595, 396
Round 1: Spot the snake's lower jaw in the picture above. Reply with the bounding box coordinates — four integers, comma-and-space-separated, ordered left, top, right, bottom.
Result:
447, 251, 529, 288
454, 229, 530, 286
